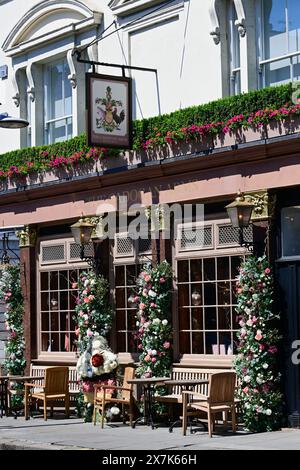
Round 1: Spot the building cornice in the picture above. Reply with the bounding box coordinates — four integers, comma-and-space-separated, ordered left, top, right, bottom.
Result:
2, 0, 102, 56
109, 0, 171, 17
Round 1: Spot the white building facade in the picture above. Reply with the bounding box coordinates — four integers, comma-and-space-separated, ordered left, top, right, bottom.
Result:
0, 0, 299, 154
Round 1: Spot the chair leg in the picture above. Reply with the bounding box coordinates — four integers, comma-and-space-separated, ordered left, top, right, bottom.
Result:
24, 388, 29, 420
122, 403, 126, 424
207, 408, 213, 438
223, 410, 228, 425
129, 400, 133, 428
65, 395, 70, 419
231, 405, 236, 433
182, 405, 187, 436
50, 406, 54, 418
101, 399, 105, 429
43, 398, 47, 421
93, 404, 97, 425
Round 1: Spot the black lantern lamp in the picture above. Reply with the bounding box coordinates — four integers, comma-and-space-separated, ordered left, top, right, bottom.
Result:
71, 219, 97, 269
225, 193, 255, 249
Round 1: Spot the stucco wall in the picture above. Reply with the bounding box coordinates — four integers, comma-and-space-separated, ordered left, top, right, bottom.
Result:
0, 0, 225, 153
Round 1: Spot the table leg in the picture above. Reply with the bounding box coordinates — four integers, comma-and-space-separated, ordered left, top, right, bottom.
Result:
131, 385, 149, 428
147, 385, 157, 430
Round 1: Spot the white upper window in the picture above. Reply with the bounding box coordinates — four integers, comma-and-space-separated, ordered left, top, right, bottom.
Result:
228, 1, 241, 95
44, 60, 73, 144
258, 0, 300, 86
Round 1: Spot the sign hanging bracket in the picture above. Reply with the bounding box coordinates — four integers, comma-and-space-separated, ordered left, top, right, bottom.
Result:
73, 49, 157, 76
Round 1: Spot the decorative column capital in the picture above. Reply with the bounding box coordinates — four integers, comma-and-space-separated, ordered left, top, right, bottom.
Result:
244, 191, 274, 221
16, 225, 37, 248
145, 204, 167, 231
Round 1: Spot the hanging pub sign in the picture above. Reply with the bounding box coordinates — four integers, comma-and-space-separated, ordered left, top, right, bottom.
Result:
86, 73, 132, 149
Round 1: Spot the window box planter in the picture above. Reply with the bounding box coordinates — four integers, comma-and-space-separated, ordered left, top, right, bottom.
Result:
167, 135, 214, 158
213, 126, 267, 148
266, 115, 300, 139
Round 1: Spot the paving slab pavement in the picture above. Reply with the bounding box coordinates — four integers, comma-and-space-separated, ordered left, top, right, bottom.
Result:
0, 416, 299, 450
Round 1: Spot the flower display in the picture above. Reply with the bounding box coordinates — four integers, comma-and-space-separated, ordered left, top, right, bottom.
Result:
76, 334, 118, 379
134, 261, 173, 379
0, 266, 25, 376
0, 265, 26, 410
234, 255, 282, 432
73, 271, 113, 353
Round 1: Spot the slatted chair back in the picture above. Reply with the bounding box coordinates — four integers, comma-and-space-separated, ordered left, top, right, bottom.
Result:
121, 366, 135, 401
170, 368, 224, 396
44, 367, 69, 395
208, 372, 236, 405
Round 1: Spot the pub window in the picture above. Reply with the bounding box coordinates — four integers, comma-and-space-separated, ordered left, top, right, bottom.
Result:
40, 268, 82, 353
177, 255, 246, 355
115, 264, 141, 353
114, 233, 152, 353
281, 206, 300, 258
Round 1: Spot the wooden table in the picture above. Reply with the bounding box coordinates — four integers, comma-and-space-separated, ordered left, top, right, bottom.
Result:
0, 375, 44, 418
127, 377, 170, 429
0, 377, 8, 418
163, 378, 209, 432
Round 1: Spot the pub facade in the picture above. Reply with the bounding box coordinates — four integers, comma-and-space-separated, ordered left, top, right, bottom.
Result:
0, 0, 300, 425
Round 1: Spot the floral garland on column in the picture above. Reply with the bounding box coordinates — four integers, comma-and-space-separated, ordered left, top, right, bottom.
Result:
73, 270, 113, 353
0, 265, 26, 408
134, 261, 173, 379
234, 255, 282, 432
73, 270, 116, 422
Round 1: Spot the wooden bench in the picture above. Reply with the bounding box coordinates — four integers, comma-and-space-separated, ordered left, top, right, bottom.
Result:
155, 355, 236, 406
29, 364, 80, 405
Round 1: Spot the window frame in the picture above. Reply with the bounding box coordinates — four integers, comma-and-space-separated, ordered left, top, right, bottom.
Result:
174, 219, 247, 357
228, 0, 241, 96
37, 235, 89, 361
257, 0, 300, 87
43, 59, 73, 145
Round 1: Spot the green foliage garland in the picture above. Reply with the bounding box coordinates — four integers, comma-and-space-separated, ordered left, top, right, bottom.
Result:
73, 270, 113, 353
134, 261, 173, 379
0, 83, 295, 179
234, 256, 283, 432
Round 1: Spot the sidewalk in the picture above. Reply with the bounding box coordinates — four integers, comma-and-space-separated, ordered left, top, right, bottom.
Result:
0, 416, 300, 450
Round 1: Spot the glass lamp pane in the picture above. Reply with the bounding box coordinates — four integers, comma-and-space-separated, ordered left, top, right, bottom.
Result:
226, 206, 239, 227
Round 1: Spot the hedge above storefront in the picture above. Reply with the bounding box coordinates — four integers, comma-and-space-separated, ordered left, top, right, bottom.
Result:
0, 82, 296, 180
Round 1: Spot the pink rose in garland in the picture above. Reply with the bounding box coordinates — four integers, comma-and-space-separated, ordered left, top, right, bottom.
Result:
234, 255, 282, 432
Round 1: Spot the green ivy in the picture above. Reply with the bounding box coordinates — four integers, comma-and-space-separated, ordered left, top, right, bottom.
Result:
0, 83, 294, 176
132, 83, 294, 148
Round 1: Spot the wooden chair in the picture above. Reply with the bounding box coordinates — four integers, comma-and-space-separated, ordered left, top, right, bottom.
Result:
182, 371, 237, 438
24, 366, 70, 421
93, 366, 135, 428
